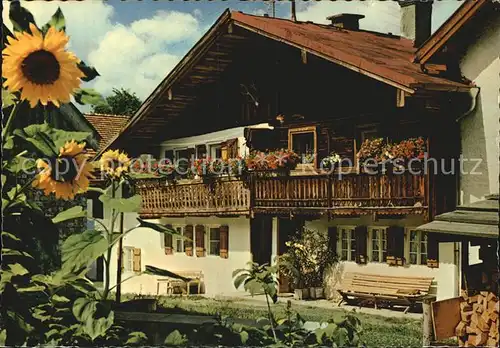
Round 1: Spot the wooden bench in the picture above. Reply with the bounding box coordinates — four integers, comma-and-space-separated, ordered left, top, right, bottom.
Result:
156, 271, 203, 296
338, 272, 434, 313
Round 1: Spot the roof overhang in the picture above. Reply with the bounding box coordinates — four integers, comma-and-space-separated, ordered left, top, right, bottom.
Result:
416, 196, 499, 239
414, 0, 491, 64
416, 220, 498, 239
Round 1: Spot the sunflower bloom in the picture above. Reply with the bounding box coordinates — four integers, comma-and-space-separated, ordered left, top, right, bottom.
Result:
33, 140, 94, 200
2, 23, 84, 108
100, 150, 131, 179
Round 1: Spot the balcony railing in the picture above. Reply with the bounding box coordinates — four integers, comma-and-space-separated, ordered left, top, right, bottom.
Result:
137, 178, 250, 218
252, 171, 428, 217
136, 171, 428, 219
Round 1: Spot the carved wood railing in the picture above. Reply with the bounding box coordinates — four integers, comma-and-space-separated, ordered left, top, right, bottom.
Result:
137, 178, 250, 218
136, 171, 428, 218
252, 171, 428, 216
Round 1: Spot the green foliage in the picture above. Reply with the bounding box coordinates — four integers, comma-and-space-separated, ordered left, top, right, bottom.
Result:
2, 89, 17, 109
9, 0, 36, 33
164, 330, 188, 346
279, 227, 338, 288
99, 193, 141, 213
41, 7, 65, 33
91, 88, 142, 116
61, 229, 108, 273
14, 123, 92, 156
77, 61, 100, 82
72, 297, 114, 340
73, 88, 105, 106
52, 206, 87, 224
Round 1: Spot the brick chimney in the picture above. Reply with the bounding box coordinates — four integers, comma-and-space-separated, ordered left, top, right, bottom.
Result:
398, 0, 433, 47
326, 13, 365, 30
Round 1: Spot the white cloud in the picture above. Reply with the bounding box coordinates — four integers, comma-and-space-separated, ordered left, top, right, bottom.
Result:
296, 0, 462, 35
3, 1, 203, 103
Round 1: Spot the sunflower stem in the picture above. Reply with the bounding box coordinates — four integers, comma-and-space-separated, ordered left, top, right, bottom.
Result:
2, 102, 18, 139
103, 179, 117, 300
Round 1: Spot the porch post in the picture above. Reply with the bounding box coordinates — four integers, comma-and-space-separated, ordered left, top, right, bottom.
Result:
271, 217, 278, 265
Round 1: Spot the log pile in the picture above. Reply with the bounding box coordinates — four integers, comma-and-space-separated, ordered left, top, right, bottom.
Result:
456, 291, 499, 347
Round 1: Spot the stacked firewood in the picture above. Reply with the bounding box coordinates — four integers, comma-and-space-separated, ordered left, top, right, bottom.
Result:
456, 291, 499, 347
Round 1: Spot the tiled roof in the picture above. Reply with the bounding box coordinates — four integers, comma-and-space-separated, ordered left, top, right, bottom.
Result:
231, 11, 472, 91
83, 113, 130, 156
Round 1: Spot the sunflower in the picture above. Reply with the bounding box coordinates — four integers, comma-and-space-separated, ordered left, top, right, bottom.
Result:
100, 150, 131, 179
33, 140, 94, 200
2, 23, 84, 108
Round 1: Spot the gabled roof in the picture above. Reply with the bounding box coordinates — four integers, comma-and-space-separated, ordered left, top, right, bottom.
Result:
84, 113, 129, 156
414, 0, 494, 64
97, 9, 473, 158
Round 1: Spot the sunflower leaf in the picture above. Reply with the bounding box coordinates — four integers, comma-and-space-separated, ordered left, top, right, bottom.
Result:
61, 230, 108, 273
78, 62, 100, 82
2, 89, 17, 109
99, 194, 141, 213
52, 206, 87, 224
9, 1, 37, 33
73, 88, 105, 106
42, 7, 65, 33
15, 124, 92, 154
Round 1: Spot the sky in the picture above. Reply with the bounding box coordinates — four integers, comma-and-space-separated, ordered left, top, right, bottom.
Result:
2, 0, 463, 111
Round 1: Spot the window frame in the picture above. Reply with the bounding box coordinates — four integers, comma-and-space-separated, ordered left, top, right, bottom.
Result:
172, 225, 184, 253
206, 224, 221, 256
368, 226, 388, 263
288, 126, 318, 167
405, 227, 428, 265
123, 246, 134, 273
336, 225, 357, 262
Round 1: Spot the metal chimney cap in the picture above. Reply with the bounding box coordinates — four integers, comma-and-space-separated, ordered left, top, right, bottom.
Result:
326, 13, 365, 22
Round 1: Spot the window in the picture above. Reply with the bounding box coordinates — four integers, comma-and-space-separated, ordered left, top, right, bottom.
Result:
123, 247, 134, 272
337, 226, 356, 261
369, 227, 387, 262
195, 144, 207, 159
174, 148, 193, 174
408, 229, 428, 265
289, 126, 317, 165
209, 144, 222, 159
175, 226, 183, 253
209, 227, 221, 256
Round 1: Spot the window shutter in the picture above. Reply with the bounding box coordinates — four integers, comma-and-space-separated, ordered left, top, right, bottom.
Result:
132, 248, 141, 272
164, 224, 173, 255
185, 225, 193, 256
354, 226, 367, 264
227, 138, 239, 158
221, 142, 228, 161
220, 225, 229, 259
427, 233, 439, 268
195, 225, 206, 257
387, 226, 404, 265
328, 226, 338, 258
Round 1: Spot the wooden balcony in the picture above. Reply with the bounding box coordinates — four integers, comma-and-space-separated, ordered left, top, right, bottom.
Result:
136, 171, 428, 219
137, 178, 250, 218
252, 171, 428, 218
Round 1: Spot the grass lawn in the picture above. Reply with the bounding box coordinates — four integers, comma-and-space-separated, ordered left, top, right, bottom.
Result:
151, 296, 423, 347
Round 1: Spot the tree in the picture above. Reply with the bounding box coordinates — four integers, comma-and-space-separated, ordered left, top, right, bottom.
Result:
92, 88, 142, 116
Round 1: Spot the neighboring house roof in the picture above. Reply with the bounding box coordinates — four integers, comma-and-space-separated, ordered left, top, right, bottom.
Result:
416, 195, 499, 239
414, 0, 493, 64
84, 113, 130, 156
97, 9, 474, 158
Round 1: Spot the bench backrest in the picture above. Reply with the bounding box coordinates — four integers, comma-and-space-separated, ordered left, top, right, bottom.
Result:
340, 272, 433, 295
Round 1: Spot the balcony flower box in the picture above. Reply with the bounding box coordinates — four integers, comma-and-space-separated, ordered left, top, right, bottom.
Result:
246, 149, 300, 173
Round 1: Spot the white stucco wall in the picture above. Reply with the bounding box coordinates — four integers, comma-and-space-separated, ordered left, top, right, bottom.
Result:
105, 215, 252, 296
305, 216, 460, 301
459, 18, 500, 204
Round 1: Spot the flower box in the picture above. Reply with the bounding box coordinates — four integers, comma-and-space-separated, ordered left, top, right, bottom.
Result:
427, 259, 439, 268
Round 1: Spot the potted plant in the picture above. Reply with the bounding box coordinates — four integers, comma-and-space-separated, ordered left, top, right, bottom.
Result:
390, 137, 427, 171
279, 228, 337, 301
245, 149, 299, 176
356, 138, 388, 172
320, 152, 341, 173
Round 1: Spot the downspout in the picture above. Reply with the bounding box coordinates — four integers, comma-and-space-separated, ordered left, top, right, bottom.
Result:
454, 87, 480, 207
455, 87, 480, 122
